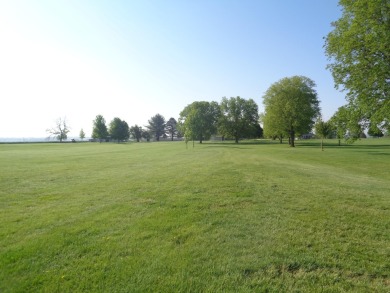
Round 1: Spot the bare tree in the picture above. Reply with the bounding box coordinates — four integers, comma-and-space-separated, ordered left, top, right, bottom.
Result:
47, 117, 70, 142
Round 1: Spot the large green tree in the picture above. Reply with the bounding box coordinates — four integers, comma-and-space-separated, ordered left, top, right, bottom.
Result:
324, 0, 390, 129
92, 115, 108, 142
219, 97, 259, 143
179, 101, 220, 143
109, 117, 129, 143
146, 114, 166, 141
262, 76, 320, 147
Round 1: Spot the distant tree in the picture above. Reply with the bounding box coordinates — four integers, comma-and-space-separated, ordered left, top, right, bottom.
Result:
92, 115, 108, 142
130, 125, 143, 142
146, 114, 166, 141
142, 130, 151, 142
46, 117, 70, 142
329, 105, 365, 145
179, 101, 220, 143
329, 106, 348, 146
324, 0, 390, 130
314, 117, 333, 151
166, 117, 178, 141
79, 129, 85, 141
218, 97, 259, 143
109, 117, 130, 143
262, 76, 320, 147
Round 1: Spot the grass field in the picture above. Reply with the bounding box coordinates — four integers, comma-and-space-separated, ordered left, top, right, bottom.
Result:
1, 139, 389, 292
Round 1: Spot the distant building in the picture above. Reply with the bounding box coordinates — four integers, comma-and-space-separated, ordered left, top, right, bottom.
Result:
300, 133, 314, 139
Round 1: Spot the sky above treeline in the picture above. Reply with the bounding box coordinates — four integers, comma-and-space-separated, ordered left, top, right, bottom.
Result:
0, 0, 345, 138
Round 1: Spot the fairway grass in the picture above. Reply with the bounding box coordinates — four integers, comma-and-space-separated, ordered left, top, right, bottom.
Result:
1, 139, 389, 292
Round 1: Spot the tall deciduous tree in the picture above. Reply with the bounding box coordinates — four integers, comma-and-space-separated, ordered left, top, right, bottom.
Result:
129, 125, 143, 142
179, 101, 220, 143
146, 114, 166, 141
166, 117, 178, 141
324, 0, 390, 129
92, 115, 108, 142
262, 76, 320, 147
46, 117, 70, 142
109, 117, 129, 143
219, 96, 259, 143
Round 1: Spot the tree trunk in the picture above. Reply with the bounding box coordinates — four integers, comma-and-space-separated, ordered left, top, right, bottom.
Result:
235, 136, 239, 143
321, 138, 324, 151
338, 139, 341, 146
279, 136, 283, 144
290, 130, 295, 147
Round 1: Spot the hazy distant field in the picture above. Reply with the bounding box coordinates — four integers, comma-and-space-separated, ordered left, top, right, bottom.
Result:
1, 139, 389, 292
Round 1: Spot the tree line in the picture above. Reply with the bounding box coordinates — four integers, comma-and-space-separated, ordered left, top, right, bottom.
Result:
89, 96, 263, 143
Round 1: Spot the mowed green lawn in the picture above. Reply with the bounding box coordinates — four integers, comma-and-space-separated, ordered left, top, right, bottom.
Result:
1, 139, 389, 292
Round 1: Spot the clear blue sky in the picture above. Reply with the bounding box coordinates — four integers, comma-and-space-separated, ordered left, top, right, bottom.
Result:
0, 0, 344, 138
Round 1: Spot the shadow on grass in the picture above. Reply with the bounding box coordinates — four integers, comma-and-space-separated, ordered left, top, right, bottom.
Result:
201, 141, 271, 149
295, 140, 390, 150
202, 139, 279, 146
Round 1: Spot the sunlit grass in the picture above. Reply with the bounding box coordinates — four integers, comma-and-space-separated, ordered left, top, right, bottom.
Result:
1, 139, 389, 292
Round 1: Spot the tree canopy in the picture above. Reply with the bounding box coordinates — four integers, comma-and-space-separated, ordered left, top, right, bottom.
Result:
129, 125, 144, 142
109, 117, 130, 142
324, 0, 390, 130
166, 117, 178, 141
314, 117, 333, 151
146, 114, 166, 141
329, 105, 365, 144
92, 115, 108, 142
46, 117, 70, 142
219, 96, 259, 143
79, 129, 85, 141
262, 76, 320, 147
179, 101, 220, 143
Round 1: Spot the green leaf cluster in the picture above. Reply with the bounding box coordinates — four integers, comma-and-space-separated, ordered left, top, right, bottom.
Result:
129, 125, 144, 142
262, 76, 320, 147
92, 115, 109, 141
109, 117, 130, 142
325, 0, 390, 128
329, 105, 366, 144
146, 114, 166, 141
179, 101, 220, 143
219, 97, 260, 143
